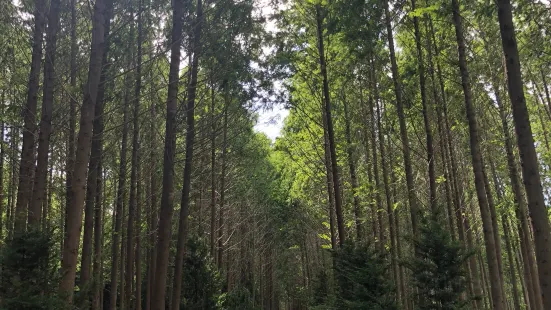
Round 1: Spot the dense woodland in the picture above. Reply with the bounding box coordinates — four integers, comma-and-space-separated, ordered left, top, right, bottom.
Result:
1, 0, 551, 308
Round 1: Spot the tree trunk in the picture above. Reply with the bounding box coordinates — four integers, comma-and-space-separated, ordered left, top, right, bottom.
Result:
451, 1, 506, 308
65, 0, 78, 251
343, 95, 362, 240
218, 88, 229, 268
496, 0, 551, 306
315, 4, 345, 245
15, 0, 46, 231
210, 86, 217, 256
150, 0, 186, 306
110, 71, 131, 310
493, 80, 543, 310
171, 1, 203, 309
410, 0, 436, 211
383, 0, 419, 238
59, 0, 112, 302
28, 0, 60, 227
368, 69, 385, 251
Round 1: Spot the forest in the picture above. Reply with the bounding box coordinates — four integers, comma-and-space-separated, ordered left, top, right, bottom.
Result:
1, 0, 551, 308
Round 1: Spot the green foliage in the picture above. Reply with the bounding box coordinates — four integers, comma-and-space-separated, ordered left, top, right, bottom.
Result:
332, 241, 397, 310
181, 235, 222, 310
0, 229, 64, 310
218, 285, 259, 310
405, 212, 472, 310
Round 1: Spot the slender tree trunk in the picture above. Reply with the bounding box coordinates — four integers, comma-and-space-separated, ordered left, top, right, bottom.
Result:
343, 95, 362, 240
91, 9, 113, 306
15, 0, 47, 231
171, 2, 203, 308
496, 0, 551, 306
28, 0, 60, 227
218, 89, 229, 268
315, 4, 345, 245
59, 0, 112, 301
410, 0, 436, 211
451, 1, 506, 308
210, 86, 217, 255
322, 105, 337, 249
368, 69, 385, 251
150, 0, 186, 306
375, 88, 400, 305
65, 0, 78, 249
135, 139, 143, 310
111, 74, 131, 310
81, 9, 112, 295
383, 0, 419, 237
493, 80, 543, 310
126, 2, 144, 305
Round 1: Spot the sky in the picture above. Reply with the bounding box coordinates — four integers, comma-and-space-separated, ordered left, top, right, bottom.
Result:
252, 0, 289, 142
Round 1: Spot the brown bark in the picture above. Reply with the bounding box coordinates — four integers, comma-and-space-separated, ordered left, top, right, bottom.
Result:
110, 73, 131, 310
150, 0, 186, 306
496, 0, 551, 306
315, 4, 345, 245
410, 0, 436, 211
217, 89, 229, 268
322, 106, 337, 249
170, 1, 203, 308
493, 81, 543, 310
451, 0, 506, 308
59, 0, 112, 301
210, 86, 217, 255
28, 0, 61, 227
383, 0, 419, 237
15, 0, 46, 231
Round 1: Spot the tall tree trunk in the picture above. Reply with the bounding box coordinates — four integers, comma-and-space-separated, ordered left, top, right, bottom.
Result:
28, 0, 61, 227
322, 105, 337, 249
383, 0, 419, 237
368, 69, 385, 251
171, 2, 203, 309
496, 0, 551, 306
451, 1, 506, 308
315, 4, 345, 245
110, 73, 131, 310
374, 81, 400, 305
81, 6, 112, 294
210, 86, 217, 255
135, 140, 143, 310
59, 0, 112, 302
218, 88, 229, 268
14, 0, 46, 231
91, 8, 113, 306
493, 80, 543, 310
126, 2, 144, 305
343, 95, 361, 240
410, 0, 436, 211
150, 0, 186, 306
65, 0, 78, 249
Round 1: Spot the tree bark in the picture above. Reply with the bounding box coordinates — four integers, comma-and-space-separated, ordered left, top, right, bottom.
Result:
15, 0, 47, 231
28, 0, 61, 227
496, 0, 551, 306
218, 88, 229, 268
110, 72, 131, 310
383, 0, 419, 237
171, 1, 203, 308
59, 0, 112, 302
150, 0, 186, 306
451, 0, 506, 308
315, 4, 345, 245
410, 0, 436, 211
